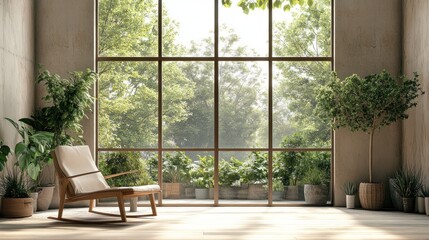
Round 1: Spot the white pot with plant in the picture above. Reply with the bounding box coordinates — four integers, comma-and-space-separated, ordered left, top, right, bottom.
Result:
317, 70, 424, 210
343, 182, 357, 209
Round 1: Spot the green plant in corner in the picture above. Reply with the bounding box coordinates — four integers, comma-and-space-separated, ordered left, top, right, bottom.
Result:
32, 66, 97, 146
0, 140, 11, 172
343, 182, 357, 195
0, 167, 31, 198
391, 169, 422, 198
4, 118, 53, 182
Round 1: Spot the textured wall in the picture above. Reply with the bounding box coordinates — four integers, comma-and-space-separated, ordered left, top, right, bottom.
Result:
35, 0, 95, 207
0, 0, 35, 151
334, 0, 402, 206
402, 0, 429, 185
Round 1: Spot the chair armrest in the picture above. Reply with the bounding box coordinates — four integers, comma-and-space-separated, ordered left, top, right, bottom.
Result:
104, 170, 140, 179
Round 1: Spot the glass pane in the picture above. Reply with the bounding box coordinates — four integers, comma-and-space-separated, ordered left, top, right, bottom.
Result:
163, 0, 214, 57
162, 152, 214, 204
273, 151, 331, 205
219, 151, 268, 204
273, 61, 331, 148
219, 1, 268, 57
98, 61, 158, 148
273, 0, 331, 57
219, 61, 268, 148
98, 0, 158, 57
162, 62, 214, 148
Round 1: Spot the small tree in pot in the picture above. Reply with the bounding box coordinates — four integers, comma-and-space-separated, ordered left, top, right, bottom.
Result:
317, 70, 424, 210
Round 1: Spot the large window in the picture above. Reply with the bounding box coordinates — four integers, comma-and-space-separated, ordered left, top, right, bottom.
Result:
97, 0, 332, 206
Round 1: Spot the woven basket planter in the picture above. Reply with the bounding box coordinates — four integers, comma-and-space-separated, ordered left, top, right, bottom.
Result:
1, 198, 33, 218
359, 182, 384, 210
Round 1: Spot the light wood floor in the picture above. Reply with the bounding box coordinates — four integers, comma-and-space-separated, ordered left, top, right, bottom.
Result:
1, 206, 429, 239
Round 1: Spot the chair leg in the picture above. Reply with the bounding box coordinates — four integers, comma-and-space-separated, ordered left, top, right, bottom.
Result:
89, 199, 95, 212
149, 193, 157, 216
117, 194, 127, 222
58, 187, 66, 219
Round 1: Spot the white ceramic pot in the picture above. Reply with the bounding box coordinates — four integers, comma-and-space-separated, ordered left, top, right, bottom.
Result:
346, 195, 355, 209
37, 186, 55, 211
425, 197, 429, 216
29, 192, 38, 213
417, 197, 425, 214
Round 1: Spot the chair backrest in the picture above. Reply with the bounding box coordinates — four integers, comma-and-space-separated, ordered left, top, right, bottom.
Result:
54, 145, 110, 195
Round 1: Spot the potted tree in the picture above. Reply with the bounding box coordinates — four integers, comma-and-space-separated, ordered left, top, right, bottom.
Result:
24, 66, 97, 208
391, 169, 422, 213
317, 70, 424, 210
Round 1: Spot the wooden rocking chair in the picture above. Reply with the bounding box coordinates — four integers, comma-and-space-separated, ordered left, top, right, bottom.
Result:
49, 145, 161, 223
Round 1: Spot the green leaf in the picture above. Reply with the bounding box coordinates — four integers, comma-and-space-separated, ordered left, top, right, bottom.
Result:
27, 163, 41, 181
14, 142, 27, 155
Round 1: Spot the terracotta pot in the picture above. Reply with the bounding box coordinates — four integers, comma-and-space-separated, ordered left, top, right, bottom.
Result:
1, 198, 33, 218
359, 182, 384, 210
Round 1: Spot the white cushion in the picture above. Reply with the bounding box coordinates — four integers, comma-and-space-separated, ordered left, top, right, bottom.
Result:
55, 145, 110, 194
115, 185, 161, 193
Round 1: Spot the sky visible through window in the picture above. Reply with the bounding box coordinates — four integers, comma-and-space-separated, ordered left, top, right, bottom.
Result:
165, 0, 293, 56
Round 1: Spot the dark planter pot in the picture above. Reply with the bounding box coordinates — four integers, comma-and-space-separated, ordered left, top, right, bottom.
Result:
389, 178, 403, 211
359, 182, 385, 210
402, 197, 415, 213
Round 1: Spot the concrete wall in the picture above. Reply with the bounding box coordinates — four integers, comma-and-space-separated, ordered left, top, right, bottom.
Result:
0, 0, 35, 151
35, 0, 95, 207
402, 0, 429, 185
334, 0, 402, 206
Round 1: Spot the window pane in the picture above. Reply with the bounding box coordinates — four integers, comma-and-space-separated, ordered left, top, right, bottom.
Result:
162, 62, 214, 148
219, 62, 268, 148
273, 0, 331, 57
162, 152, 214, 204
98, 62, 158, 148
98, 0, 158, 57
163, 0, 214, 57
219, 2, 268, 57
273, 61, 331, 148
219, 151, 268, 203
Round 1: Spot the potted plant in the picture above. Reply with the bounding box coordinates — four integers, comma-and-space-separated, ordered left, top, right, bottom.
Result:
303, 167, 329, 205
343, 182, 357, 209
417, 188, 426, 214
219, 158, 241, 199
275, 134, 309, 201
31, 66, 97, 147
272, 179, 284, 201
317, 70, 424, 210
190, 155, 214, 199
162, 152, 192, 199
0, 167, 33, 217
391, 169, 422, 213
240, 152, 268, 200
5, 118, 54, 211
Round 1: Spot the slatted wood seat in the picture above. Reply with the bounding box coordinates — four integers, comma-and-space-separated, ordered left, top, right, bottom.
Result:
49, 145, 161, 223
